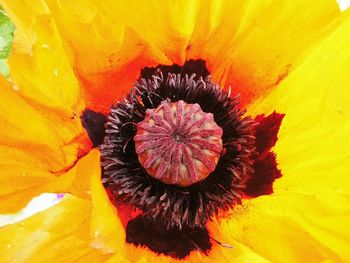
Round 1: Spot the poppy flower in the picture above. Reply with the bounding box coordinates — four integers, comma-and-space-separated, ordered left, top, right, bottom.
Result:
1, 1, 350, 262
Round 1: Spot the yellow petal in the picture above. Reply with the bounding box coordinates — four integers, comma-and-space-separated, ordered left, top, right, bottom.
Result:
0, 150, 127, 262
109, 220, 269, 263
0, 76, 83, 171
219, 192, 350, 262
1, 0, 84, 115
1, 0, 88, 171
0, 145, 54, 213
223, 12, 350, 262
0, 147, 96, 213
187, 0, 342, 105
90, 1, 200, 64
88, 150, 126, 255
247, 11, 350, 192
119, 241, 268, 263
0, 196, 112, 262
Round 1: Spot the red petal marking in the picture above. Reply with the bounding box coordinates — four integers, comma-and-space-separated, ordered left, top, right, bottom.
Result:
135, 137, 172, 154
155, 145, 174, 179
138, 122, 169, 134
181, 144, 198, 182
152, 114, 173, 131
178, 104, 201, 133
176, 100, 185, 132
243, 111, 285, 197
188, 138, 223, 153
170, 144, 181, 184
163, 102, 175, 128
81, 109, 107, 147
188, 144, 216, 171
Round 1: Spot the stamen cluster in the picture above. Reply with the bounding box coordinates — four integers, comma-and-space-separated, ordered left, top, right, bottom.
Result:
100, 70, 255, 229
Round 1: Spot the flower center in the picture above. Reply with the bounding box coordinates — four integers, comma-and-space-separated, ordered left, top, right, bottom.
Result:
98, 61, 257, 230
134, 100, 223, 187
81, 60, 284, 258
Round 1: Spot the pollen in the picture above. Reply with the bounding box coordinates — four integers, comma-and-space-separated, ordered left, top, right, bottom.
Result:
134, 100, 223, 187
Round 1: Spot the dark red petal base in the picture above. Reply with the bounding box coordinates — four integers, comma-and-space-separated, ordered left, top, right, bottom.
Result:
126, 215, 211, 259
243, 112, 285, 197
141, 59, 210, 81
81, 109, 107, 147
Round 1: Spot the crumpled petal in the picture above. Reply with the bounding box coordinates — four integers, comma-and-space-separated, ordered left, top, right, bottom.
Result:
219, 192, 350, 262
37, 0, 342, 111
0, 147, 97, 213
188, 0, 342, 105
0, 0, 88, 171
0, 149, 128, 262
44, 0, 175, 113
0, 145, 55, 213
1, 0, 84, 114
0, 195, 113, 262
0, 76, 84, 172
1, 0, 343, 110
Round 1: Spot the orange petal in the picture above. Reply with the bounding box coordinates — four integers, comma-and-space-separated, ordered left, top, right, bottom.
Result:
5, 1, 340, 112
4, 1, 342, 111
46, 0, 343, 111
44, 0, 178, 113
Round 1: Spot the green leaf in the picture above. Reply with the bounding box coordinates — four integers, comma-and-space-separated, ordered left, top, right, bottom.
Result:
0, 7, 15, 77
0, 8, 15, 59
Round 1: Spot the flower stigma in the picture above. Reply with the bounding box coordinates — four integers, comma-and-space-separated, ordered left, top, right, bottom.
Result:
134, 100, 223, 187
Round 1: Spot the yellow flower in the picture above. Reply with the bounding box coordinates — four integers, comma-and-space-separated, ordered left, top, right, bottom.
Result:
1, 0, 350, 262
